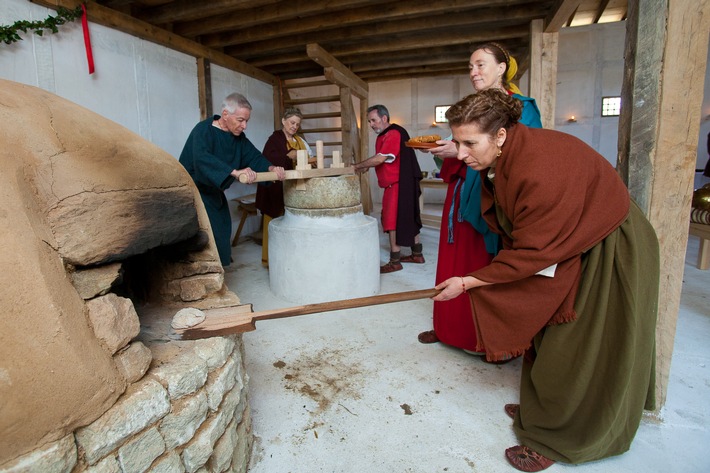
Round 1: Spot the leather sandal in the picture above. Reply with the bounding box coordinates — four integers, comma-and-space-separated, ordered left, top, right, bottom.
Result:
400, 254, 425, 264
417, 330, 439, 344
505, 445, 555, 472
504, 403, 519, 419
380, 261, 403, 273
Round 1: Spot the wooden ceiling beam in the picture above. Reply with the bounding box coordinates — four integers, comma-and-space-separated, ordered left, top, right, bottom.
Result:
545, 0, 584, 32
173, 0, 387, 38
234, 24, 529, 65
592, 0, 612, 24
30, 0, 277, 85
201, 0, 538, 49
251, 39, 527, 74
136, 0, 279, 26
324, 67, 368, 100
349, 46, 529, 75
306, 44, 368, 99
361, 67, 472, 83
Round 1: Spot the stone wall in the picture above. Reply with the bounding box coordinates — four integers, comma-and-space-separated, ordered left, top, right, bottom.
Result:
1, 334, 252, 473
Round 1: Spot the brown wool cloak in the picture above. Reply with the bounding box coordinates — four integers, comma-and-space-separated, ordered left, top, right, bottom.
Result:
470, 124, 631, 359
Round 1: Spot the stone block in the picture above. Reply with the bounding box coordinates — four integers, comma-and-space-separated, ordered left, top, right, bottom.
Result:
0, 434, 76, 472
161, 261, 223, 280
85, 455, 120, 473
148, 451, 184, 473
205, 357, 237, 412
47, 188, 199, 266
117, 427, 165, 473
220, 372, 246, 426
179, 274, 224, 302
159, 391, 208, 450
150, 353, 208, 400
85, 294, 140, 355
208, 417, 237, 473
193, 337, 236, 371
230, 408, 252, 473
180, 407, 232, 473
70, 262, 123, 299
75, 378, 170, 465
113, 342, 152, 384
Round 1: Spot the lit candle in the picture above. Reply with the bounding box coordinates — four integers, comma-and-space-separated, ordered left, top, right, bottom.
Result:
316, 140, 324, 169
296, 149, 308, 170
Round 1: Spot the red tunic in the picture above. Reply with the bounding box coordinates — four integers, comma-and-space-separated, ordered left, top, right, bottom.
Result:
432, 158, 493, 350
374, 128, 401, 232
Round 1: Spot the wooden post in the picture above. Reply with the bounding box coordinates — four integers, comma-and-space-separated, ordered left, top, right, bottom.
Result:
360, 98, 372, 215
273, 82, 282, 132
617, 0, 710, 408
528, 19, 558, 129
341, 87, 353, 164
197, 57, 212, 121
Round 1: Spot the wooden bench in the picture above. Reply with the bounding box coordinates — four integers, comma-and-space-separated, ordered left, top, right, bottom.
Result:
231, 193, 258, 246
689, 222, 710, 270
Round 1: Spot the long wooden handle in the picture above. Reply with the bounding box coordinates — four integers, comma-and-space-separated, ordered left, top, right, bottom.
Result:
175, 288, 440, 339
238, 166, 354, 183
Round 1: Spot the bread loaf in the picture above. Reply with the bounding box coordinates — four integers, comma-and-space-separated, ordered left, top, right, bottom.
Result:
409, 134, 441, 143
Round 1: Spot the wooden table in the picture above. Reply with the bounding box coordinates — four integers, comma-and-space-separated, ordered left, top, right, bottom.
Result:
419, 178, 447, 228
689, 222, 710, 270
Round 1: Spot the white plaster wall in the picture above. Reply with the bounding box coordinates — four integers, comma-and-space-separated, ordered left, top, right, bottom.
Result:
555, 23, 625, 166
0, 0, 271, 239
0, 0, 199, 158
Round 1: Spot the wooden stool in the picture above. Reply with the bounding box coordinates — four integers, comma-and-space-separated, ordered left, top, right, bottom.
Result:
689, 222, 710, 270
231, 193, 257, 246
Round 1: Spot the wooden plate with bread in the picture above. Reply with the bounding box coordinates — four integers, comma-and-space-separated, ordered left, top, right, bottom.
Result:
405, 134, 442, 149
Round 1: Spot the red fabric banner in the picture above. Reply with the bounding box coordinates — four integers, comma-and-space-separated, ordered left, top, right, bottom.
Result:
81, 3, 94, 74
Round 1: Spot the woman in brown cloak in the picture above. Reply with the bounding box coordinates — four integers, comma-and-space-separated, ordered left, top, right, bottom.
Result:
432, 89, 659, 472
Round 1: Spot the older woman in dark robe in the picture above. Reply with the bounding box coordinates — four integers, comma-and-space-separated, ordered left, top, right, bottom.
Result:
433, 89, 659, 472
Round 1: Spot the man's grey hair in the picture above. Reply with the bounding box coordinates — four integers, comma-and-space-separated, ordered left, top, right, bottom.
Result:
367, 104, 390, 121
222, 93, 252, 114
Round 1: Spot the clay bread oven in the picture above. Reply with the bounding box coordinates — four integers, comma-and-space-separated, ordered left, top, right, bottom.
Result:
0, 79, 240, 466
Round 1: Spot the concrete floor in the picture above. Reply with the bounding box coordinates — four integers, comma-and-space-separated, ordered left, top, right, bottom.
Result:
224, 216, 710, 473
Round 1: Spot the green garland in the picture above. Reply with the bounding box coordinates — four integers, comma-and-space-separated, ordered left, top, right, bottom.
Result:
1, 6, 84, 45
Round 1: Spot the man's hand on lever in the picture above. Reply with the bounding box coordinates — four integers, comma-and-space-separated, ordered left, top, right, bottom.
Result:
269, 166, 286, 180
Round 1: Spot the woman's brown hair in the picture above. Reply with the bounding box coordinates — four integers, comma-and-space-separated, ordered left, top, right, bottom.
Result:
445, 89, 522, 136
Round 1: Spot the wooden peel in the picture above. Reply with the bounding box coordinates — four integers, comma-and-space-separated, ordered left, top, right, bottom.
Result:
173, 288, 440, 340
238, 166, 355, 183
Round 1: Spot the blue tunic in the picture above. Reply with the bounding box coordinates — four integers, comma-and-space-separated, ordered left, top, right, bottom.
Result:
179, 116, 272, 265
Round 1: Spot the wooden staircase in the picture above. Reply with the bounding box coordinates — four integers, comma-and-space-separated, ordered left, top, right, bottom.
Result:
273, 44, 372, 214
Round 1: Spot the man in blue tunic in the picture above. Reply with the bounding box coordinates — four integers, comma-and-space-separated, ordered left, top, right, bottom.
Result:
179, 92, 285, 266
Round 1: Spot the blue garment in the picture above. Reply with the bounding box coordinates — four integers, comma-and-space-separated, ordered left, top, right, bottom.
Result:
459, 94, 542, 255
179, 116, 272, 265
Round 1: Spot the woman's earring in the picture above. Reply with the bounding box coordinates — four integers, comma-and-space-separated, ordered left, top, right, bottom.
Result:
497, 148, 502, 158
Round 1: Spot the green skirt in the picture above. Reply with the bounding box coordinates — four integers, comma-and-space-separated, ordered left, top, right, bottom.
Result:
513, 201, 659, 464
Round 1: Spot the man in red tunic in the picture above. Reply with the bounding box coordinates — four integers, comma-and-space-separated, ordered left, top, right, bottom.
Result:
354, 105, 423, 273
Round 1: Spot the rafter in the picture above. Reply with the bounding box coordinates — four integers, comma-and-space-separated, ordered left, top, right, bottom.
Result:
545, 0, 584, 32
173, 0, 387, 38
201, 0, 538, 48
